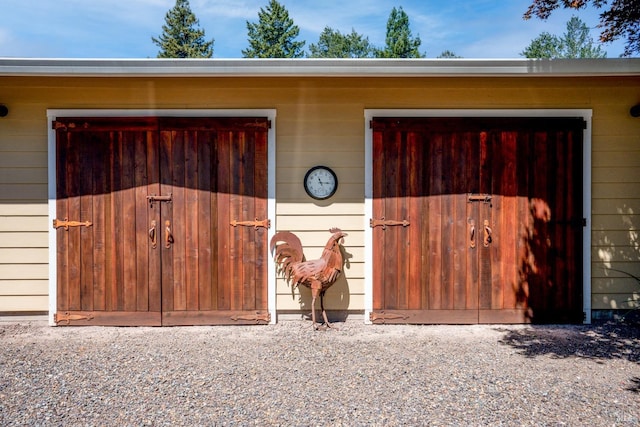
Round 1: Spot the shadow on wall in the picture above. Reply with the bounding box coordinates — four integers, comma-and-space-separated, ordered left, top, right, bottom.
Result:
593, 203, 640, 313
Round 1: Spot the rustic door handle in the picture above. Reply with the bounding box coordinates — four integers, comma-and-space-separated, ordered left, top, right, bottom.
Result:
149, 220, 157, 249
469, 220, 476, 249
165, 220, 174, 248
483, 220, 492, 247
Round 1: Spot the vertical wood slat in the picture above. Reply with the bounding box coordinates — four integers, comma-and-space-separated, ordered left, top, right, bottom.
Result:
242, 130, 257, 310
66, 131, 81, 311
372, 130, 385, 310
92, 132, 107, 311
383, 131, 399, 310
397, 130, 408, 310
452, 132, 468, 310
478, 131, 492, 310
171, 131, 186, 311
79, 132, 94, 311
407, 131, 422, 310
465, 132, 480, 311
254, 130, 268, 311
229, 131, 243, 311
428, 133, 443, 310
134, 132, 149, 312
147, 131, 162, 313
217, 131, 232, 311
121, 132, 137, 312
197, 131, 213, 311
160, 130, 174, 314
184, 130, 199, 311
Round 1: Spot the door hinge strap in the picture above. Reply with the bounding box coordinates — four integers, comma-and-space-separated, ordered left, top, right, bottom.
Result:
54, 311, 95, 325
231, 312, 271, 323
230, 218, 271, 229
369, 311, 410, 323
468, 194, 492, 204
369, 217, 410, 230
53, 218, 93, 230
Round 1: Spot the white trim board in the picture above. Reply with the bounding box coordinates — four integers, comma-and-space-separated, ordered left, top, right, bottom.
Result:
363, 109, 592, 324
46, 109, 277, 325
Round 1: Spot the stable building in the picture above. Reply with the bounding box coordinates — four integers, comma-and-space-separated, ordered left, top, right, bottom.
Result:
0, 58, 639, 326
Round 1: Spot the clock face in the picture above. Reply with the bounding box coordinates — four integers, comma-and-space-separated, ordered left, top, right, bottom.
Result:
304, 166, 338, 200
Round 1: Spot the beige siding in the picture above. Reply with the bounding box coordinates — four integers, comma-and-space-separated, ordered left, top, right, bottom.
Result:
1, 75, 639, 316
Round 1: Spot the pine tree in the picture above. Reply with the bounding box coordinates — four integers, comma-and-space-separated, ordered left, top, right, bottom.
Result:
377, 7, 424, 58
521, 16, 606, 58
152, 0, 214, 58
243, 0, 305, 58
308, 27, 376, 58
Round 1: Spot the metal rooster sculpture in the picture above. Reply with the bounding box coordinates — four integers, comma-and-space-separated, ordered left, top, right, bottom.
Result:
270, 228, 347, 329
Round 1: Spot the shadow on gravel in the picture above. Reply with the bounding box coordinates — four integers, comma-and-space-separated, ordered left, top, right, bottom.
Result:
496, 322, 640, 364
628, 378, 640, 393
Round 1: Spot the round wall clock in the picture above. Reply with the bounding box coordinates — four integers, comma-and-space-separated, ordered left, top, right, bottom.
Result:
304, 166, 338, 200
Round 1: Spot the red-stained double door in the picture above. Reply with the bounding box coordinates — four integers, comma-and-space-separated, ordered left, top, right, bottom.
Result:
370, 117, 584, 324
54, 117, 270, 326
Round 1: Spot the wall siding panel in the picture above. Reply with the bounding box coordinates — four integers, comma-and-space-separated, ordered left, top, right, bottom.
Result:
0, 74, 639, 318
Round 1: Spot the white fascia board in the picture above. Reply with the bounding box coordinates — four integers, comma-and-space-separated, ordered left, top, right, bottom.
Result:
1, 58, 640, 77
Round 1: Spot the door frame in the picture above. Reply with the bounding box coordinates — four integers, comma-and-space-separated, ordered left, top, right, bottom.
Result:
364, 109, 593, 324
47, 109, 277, 326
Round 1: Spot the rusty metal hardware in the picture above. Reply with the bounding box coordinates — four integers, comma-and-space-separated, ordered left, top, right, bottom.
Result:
469, 219, 476, 249
468, 194, 492, 204
53, 218, 93, 230
54, 311, 94, 325
483, 220, 492, 247
149, 220, 157, 249
230, 218, 271, 230
230, 312, 271, 323
369, 217, 410, 230
369, 311, 410, 323
165, 220, 173, 248
146, 193, 172, 206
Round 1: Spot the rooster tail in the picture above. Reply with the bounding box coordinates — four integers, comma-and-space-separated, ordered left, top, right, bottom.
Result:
270, 231, 305, 281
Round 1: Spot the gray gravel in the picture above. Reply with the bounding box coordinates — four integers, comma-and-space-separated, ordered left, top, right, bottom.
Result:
1, 319, 639, 426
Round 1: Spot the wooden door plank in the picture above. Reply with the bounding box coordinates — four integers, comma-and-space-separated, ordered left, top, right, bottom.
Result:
229, 131, 244, 311
216, 131, 232, 311
79, 132, 94, 311
372, 130, 386, 310
66, 132, 81, 311
407, 131, 423, 310
501, 132, 518, 312
147, 131, 162, 313
171, 130, 187, 311
465, 132, 480, 311
383, 131, 400, 310
121, 131, 138, 312
427, 133, 443, 310
160, 130, 175, 313
134, 132, 150, 312
254, 130, 269, 311
451, 132, 468, 310
92, 133, 108, 311
108, 131, 125, 312
184, 130, 200, 311
397, 130, 409, 310
242, 130, 258, 311
478, 131, 492, 310
197, 131, 214, 311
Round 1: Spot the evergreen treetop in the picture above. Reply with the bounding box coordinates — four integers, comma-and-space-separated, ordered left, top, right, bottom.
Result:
152, 0, 214, 58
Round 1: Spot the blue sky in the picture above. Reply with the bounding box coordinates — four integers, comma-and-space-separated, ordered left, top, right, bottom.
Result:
0, 0, 628, 58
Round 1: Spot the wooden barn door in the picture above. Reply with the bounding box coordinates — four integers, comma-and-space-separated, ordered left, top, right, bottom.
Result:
54, 117, 270, 326
370, 117, 583, 324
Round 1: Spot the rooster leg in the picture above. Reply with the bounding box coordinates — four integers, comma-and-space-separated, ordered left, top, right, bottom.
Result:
319, 290, 333, 329
310, 282, 323, 330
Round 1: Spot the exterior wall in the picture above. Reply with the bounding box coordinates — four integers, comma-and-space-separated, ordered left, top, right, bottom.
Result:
0, 75, 639, 317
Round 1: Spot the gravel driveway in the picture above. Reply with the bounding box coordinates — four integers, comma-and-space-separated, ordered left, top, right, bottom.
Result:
1, 319, 639, 426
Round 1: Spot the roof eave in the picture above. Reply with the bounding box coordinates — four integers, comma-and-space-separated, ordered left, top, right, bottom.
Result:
0, 58, 639, 77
